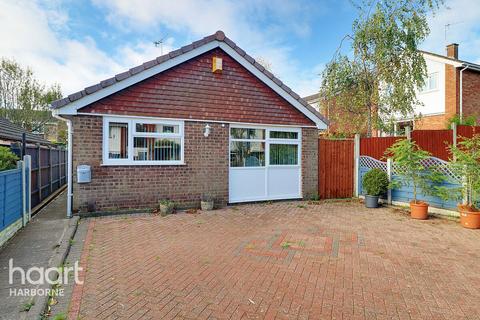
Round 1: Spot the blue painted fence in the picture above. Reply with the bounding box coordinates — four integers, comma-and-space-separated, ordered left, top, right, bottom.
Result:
0, 168, 23, 232
359, 157, 461, 210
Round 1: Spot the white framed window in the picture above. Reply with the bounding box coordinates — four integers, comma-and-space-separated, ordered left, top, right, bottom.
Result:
229, 126, 301, 168
102, 117, 184, 165
420, 72, 439, 93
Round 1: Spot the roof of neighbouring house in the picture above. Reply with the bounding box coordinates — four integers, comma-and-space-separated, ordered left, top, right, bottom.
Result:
0, 117, 51, 145
50, 30, 328, 129
420, 50, 480, 71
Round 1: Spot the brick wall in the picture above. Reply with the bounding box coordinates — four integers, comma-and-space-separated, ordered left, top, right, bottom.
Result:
71, 115, 319, 213
462, 69, 480, 123
71, 115, 229, 212
302, 128, 318, 198
415, 64, 460, 130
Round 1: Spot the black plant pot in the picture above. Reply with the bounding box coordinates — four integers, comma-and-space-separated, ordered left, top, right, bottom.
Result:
365, 195, 379, 208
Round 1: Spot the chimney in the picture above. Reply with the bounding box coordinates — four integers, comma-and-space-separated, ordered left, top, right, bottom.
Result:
446, 43, 459, 59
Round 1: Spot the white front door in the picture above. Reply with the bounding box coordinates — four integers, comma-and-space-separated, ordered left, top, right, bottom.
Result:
229, 126, 301, 203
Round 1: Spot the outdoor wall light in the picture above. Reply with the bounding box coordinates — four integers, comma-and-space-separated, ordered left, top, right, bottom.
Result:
204, 124, 212, 137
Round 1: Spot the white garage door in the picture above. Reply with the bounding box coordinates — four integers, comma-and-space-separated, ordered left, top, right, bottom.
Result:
229, 126, 301, 203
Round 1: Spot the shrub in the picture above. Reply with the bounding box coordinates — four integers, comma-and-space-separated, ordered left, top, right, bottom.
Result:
362, 168, 389, 196
0, 147, 19, 171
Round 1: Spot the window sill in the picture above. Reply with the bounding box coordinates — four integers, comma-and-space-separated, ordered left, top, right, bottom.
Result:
101, 162, 186, 166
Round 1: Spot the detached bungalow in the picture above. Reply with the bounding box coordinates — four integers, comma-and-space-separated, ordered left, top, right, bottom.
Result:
51, 31, 328, 215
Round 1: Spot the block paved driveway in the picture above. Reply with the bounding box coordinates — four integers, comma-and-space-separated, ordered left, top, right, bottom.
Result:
70, 201, 480, 320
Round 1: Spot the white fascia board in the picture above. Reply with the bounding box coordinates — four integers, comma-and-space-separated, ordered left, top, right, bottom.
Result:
54, 40, 327, 129
422, 52, 463, 67
218, 43, 327, 129
55, 41, 219, 115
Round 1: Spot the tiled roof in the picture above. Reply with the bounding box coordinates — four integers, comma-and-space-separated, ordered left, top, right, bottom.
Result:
0, 117, 51, 145
50, 31, 328, 126
420, 50, 480, 71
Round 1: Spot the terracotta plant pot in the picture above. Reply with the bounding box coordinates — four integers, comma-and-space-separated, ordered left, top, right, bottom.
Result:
410, 201, 429, 220
458, 205, 480, 229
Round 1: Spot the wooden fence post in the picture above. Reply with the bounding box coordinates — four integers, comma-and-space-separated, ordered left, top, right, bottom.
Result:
20, 159, 27, 227
49, 146, 53, 194
405, 126, 411, 140
387, 158, 392, 205
354, 134, 360, 197
25, 155, 32, 221
36, 144, 41, 203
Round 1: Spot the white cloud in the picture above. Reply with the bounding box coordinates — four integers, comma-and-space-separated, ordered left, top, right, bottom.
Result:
92, 0, 322, 95
422, 0, 480, 63
0, 0, 323, 98
0, 0, 167, 95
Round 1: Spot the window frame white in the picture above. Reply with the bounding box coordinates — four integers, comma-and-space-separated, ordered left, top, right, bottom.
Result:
102, 116, 185, 166
420, 72, 439, 93
229, 125, 301, 169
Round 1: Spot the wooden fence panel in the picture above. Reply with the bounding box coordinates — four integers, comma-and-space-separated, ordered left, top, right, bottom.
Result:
360, 137, 402, 160
318, 139, 354, 199
8, 144, 66, 211
457, 125, 480, 138
412, 130, 452, 161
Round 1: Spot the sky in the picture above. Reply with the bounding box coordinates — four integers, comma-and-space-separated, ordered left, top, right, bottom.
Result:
0, 0, 479, 98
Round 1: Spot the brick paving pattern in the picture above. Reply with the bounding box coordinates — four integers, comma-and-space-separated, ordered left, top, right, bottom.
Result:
70, 201, 480, 319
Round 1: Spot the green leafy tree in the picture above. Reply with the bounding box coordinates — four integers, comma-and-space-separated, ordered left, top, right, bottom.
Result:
438, 135, 480, 209
0, 58, 62, 133
386, 139, 444, 203
320, 0, 443, 137
446, 115, 477, 129
0, 146, 19, 171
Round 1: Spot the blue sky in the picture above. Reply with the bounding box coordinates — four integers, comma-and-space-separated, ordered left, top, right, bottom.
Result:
1, 0, 479, 97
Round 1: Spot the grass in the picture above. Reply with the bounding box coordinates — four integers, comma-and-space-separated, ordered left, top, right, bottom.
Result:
281, 241, 294, 249
20, 300, 35, 312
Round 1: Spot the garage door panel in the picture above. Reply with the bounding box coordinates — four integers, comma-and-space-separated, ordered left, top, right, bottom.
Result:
267, 166, 301, 199
229, 169, 266, 202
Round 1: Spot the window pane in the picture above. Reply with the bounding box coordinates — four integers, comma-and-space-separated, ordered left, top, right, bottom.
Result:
270, 144, 298, 165
135, 123, 179, 134
133, 137, 181, 161
231, 128, 265, 140
429, 73, 438, 90
230, 141, 265, 167
270, 131, 298, 139
108, 122, 128, 159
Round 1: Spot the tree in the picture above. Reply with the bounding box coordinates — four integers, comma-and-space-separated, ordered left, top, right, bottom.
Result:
0, 58, 62, 133
320, 0, 443, 137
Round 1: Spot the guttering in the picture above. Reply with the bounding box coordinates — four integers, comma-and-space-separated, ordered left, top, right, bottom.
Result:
52, 112, 73, 218
459, 65, 469, 122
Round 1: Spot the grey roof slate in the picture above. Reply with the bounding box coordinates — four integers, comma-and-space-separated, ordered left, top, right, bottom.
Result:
0, 117, 51, 145
50, 31, 328, 126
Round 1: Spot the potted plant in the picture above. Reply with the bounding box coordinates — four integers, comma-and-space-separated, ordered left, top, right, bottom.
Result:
446, 134, 480, 228
200, 194, 214, 211
362, 168, 389, 208
159, 199, 174, 216
385, 139, 444, 220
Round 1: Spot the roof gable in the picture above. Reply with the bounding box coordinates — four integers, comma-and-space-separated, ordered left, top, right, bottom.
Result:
51, 31, 328, 129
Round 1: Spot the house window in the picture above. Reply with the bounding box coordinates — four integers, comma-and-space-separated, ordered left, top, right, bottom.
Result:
108, 122, 128, 159
103, 117, 184, 165
230, 127, 300, 167
421, 72, 439, 92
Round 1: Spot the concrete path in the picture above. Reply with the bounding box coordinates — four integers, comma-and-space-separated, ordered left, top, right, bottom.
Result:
0, 192, 79, 320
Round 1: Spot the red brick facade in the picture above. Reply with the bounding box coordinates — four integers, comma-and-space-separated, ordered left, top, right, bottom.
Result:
70, 115, 318, 213
71, 116, 229, 212
79, 48, 315, 127
462, 69, 480, 122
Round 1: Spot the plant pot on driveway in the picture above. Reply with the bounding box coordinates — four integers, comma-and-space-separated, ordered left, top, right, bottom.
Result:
201, 200, 214, 211
362, 168, 389, 209
458, 205, 480, 229
159, 200, 174, 216
365, 195, 380, 208
410, 201, 429, 220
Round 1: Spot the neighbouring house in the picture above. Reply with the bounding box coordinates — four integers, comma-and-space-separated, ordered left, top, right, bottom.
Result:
304, 43, 480, 136
51, 31, 328, 215
0, 117, 52, 146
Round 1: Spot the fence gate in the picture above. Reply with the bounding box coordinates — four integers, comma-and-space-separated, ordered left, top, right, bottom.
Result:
318, 138, 354, 199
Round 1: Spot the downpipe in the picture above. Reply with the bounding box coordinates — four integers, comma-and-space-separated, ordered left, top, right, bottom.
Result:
53, 112, 73, 218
